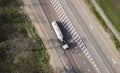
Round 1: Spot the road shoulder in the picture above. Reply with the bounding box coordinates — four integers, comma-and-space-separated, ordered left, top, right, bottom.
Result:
23, 0, 64, 72
81, 0, 120, 60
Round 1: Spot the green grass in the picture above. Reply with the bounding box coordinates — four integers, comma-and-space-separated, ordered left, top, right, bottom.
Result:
96, 0, 120, 32
24, 16, 53, 73
0, 0, 52, 72
86, 0, 120, 50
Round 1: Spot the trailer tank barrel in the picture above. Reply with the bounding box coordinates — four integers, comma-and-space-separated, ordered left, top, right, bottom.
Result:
51, 21, 64, 42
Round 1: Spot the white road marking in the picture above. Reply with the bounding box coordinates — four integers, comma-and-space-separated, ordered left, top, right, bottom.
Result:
67, 24, 72, 29
60, 57, 70, 70
54, 2, 60, 8
88, 69, 90, 72
61, 16, 68, 22
51, 0, 56, 4
67, 21, 71, 25
53, 1, 59, 8
81, 45, 86, 50
63, 16, 70, 24
87, 54, 91, 59
85, 51, 89, 56
68, 26, 74, 32
52, 0, 58, 6
78, 39, 82, 45
51, 0, 106, 73
59, 11, 65, 18
78, 0, 120, 71
89, 57, 93, 62
55, 6, 62, 12
112, 58, 116, 64
89, 24, 94, 29
57, 8, 64, 15
70, 29, 75, 35
76, 38, 80, 43
74, 34, 79, 40
72, 32, 77, 37
80, 42, 84, 48
71, 53, 81, 71
94, 64, 97, 68
58, 10, 65, 17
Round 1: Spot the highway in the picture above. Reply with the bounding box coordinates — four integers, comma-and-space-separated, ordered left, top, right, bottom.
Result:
24, 0, 120, 73
29, 0, 97, 73
56, 0, 120, 73
37, 0, 97, 73
91, 0, 120, 41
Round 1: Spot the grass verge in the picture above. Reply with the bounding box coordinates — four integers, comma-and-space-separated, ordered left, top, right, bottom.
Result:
0, 0, 53, 72
23, 15, 53, 73
96, 0, 120, 33
86, 0, 120, 51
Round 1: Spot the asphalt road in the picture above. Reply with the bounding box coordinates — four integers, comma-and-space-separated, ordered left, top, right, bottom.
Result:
28, 0, 120, 73
58, 0, 120, 73
29, 0, 98, 73
91, 0, 120, 41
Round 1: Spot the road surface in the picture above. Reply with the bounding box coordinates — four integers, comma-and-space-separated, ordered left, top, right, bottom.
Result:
23, 0, 120, 73
29, 0, 98, 73
55, 0, 120, 73
91, 0, 120, 41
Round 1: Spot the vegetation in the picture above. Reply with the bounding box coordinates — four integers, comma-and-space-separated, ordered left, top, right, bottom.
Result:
0, 0, 53, 73
96, 0, 120, 32
86, 0, 120, 50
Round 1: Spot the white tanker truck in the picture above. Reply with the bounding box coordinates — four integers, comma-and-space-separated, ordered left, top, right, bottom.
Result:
51, 21, 69, 49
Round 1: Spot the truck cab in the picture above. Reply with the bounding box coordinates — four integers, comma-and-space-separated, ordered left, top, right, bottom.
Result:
62, 40, 69, 49
51, 21, 69, 49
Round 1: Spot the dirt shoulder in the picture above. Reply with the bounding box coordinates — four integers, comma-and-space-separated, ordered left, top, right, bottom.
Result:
23, 0, 64, 72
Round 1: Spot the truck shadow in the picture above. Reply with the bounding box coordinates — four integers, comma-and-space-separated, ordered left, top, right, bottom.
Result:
63, 65, 82, 73
57, 21, 77, 49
